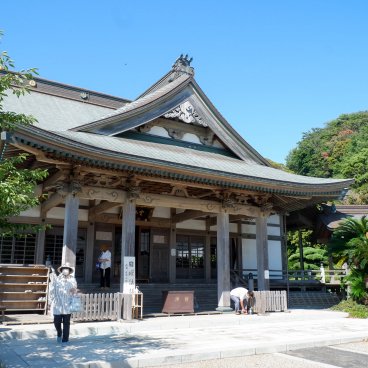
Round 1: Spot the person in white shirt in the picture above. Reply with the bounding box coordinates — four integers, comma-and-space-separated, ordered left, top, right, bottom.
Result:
98, 245, 112, 289
230, 287, 254, 315
49, 262, 77, 343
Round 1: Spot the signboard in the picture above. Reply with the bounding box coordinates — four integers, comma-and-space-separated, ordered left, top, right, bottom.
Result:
96, 231, 112, 241
123, 256, 135, 294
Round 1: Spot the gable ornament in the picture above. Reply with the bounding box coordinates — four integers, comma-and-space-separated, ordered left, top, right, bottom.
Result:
164, 101, 208, 127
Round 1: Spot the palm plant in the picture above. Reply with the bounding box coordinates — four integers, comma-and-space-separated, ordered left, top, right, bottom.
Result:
329, 216, 368, 303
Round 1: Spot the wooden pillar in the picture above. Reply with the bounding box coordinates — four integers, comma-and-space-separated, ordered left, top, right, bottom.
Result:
169, 208, 176, 283
216, 212, 232, 311
237, 221, 243, 271
205, 218, 211, 282
280, 215, 288, 280
62, 193, 80, 267
298, 229, 305, 271
35, 229, 45, 264
120, 198, 136, 292
84, 221, 95, 283
256, 215, 270, 290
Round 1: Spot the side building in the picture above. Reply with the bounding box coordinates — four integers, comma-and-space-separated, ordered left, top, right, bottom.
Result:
1, 56, 353, 310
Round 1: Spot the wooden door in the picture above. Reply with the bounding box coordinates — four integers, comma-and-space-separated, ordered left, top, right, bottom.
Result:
150, 229, 169, 282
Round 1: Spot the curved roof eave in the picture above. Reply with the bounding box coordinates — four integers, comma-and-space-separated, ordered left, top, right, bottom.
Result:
71, 74, 192, 133
13, 126, 354, 197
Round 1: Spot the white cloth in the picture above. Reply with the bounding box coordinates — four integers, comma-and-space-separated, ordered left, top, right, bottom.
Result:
230, 287, 249, 300
49, 273, 77, 315
99, 250, 111, 269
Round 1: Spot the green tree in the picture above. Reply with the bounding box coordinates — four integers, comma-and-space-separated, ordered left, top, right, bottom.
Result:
287, 230, 329, 270
286, 111, 368, 203
0, 32, 48, 235
328, 216, 368, 303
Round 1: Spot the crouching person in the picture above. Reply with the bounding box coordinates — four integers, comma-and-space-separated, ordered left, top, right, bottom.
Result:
230, 287, 254, 315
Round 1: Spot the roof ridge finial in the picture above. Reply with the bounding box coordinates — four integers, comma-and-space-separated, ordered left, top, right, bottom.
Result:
171, 54, 194, 76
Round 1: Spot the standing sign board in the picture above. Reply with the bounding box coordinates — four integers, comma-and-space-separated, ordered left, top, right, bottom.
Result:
123, 256, 135, 294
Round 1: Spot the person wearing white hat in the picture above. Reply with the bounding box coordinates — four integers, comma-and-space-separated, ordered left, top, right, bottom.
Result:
98, 245, 111, 289
49, 262, 77, 344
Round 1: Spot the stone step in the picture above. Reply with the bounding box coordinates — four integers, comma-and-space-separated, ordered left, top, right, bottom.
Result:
288, 292, 341, 309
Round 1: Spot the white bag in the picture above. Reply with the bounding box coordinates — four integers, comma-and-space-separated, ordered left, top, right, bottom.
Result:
69, 295, 83, 313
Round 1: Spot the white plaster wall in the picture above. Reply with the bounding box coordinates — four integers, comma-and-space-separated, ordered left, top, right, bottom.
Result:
176, 219, 206, 230
181, 133, 201, 144
268, 214, 280, 225
267, 226, 281, 236
148, 126, 171, 138
209, 223, 238, 233
242, 239, 283, 279
268, 240, 282, 270
152, 207, 171, 218
78, 209, 88, 221
45, 207, 88, 221
242, 238, 257, 271
268, 240, 283, 279
241, 223, 256, 234
19, 206, 41, 217
47, 207, 65, 219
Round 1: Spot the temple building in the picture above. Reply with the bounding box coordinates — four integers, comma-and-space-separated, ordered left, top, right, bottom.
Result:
1, 55, 353, 310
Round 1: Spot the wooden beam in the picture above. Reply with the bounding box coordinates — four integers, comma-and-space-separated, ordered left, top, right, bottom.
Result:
229, 214, 254, 222
77, 185, 127, 203
137, 193, 262, 217
171, 210, 206, 224
43, 170, 68, 189
89, 201, 121, 219
41, 192, 64, 216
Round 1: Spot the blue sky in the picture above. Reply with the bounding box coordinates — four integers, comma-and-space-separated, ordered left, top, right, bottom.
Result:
1, 1, 368, 163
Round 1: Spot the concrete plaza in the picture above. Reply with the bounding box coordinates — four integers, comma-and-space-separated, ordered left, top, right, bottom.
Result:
1, 309, 368, 367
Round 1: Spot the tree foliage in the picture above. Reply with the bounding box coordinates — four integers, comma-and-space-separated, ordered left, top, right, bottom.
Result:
286, 111, 368, 203
328, 216, 368, 303
0, 32, 48, 235
287, 230, 329, 270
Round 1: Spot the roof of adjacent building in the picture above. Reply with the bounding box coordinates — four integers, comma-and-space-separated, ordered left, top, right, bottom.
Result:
319, 205, 368, 230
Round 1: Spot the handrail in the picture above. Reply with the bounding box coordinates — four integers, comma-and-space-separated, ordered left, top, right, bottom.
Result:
231, 268, 347, 284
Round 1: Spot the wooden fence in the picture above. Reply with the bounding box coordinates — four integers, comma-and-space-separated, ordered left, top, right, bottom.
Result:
71, 290, 287, 321
72, 293, 120, 322
252, 290, 287, 313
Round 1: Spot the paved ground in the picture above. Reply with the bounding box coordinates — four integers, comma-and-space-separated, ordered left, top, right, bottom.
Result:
0, 309, 367, 368
152, 342, 368, 368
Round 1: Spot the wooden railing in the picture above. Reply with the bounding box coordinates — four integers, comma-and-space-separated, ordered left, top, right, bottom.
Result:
231, 268, 347, 286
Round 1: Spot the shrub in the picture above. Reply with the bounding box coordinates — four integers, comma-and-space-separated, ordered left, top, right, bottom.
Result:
330, 299, 368, 318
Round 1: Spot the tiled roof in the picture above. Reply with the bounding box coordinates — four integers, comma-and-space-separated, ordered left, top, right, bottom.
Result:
47, 130, 352, 189
2, 90, 114, 131
74, 74, 191, 131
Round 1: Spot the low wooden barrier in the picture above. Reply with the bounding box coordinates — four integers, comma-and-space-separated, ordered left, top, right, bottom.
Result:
72, 293, 119, 321
252, 290, 287, 314
71, 292, 143, 321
